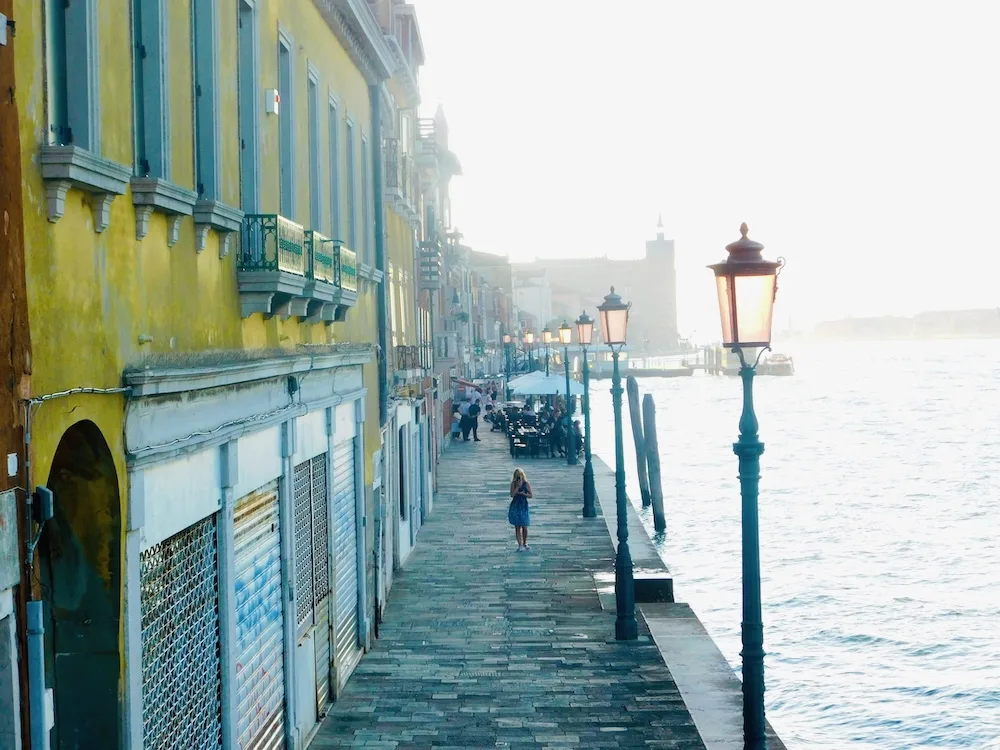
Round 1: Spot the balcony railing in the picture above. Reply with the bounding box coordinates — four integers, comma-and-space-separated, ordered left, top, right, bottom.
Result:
339, 245, 358, 293
238, 213, 358, 320
239, 214, 305, 276
385, 140, 419, 210
306, 230, 338, 285
395, 345, 421, 371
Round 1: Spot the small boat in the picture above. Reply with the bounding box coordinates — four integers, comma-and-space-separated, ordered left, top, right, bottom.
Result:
760, 353, 794, 376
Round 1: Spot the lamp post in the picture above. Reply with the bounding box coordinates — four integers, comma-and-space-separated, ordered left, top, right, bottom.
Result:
597, 287, 637, 641
558, 322, 578, 466
524, 329, 535, 372
503, 333, 512, 400
542, 326, 553, 376
708, 223, 783, 750
576, 311, 596, 517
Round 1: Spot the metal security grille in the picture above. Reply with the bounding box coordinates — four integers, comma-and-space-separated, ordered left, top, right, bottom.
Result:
332, 439, 362, 690
293, 460, 314, 625
233, 482, 285, 750
310, 455, 332, 712
310, 456, 330, 605
140, 515, 222, 750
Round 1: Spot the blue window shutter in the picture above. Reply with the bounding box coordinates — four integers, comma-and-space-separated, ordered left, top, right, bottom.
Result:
65, 0, 99, 151
134, 0, 168, 177
329, 102, 340, 238
192, 0, 219, 199
237, 0, 259, 213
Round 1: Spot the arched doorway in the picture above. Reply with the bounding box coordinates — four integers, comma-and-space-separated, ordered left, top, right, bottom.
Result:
40, 420, 121, 749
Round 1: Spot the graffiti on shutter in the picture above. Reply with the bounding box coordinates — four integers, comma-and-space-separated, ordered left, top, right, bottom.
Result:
332, 439, 362, 689
234, 482, 285, 749
140, 515, 222, 750
310, 455, 332, 712
293, 460, 314, 626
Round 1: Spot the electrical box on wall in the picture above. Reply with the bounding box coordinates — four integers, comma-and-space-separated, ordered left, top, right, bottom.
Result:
265, 89, 280, 115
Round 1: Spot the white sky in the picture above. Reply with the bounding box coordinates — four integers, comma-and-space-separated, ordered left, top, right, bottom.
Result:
413, 1, 1000, 336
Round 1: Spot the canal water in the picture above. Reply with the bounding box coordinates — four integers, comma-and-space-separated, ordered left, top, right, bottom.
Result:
588, 338, 1000, 749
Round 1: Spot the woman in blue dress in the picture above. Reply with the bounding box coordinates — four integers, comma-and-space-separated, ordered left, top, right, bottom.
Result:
508, 468, 533, 550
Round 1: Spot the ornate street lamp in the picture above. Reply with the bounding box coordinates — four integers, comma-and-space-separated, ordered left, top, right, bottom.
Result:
708, 222, 783, 749
503, 333, 512, 399
524, 329, 535, 372
597, 286, 637, 641
558, 322, 578, 466
541, 326, 553, 376
576, 311, 596, 517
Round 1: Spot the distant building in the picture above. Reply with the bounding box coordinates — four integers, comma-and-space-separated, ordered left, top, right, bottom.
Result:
512, 217, 679, 352
512, 267, 553, 332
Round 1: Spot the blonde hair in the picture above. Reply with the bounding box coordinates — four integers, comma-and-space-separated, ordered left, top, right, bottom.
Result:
510, 468, 527, 495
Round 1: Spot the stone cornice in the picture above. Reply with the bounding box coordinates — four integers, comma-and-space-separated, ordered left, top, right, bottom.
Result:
315, 0, 394, 83
124, 346, 374, 396
386, 35, 420, 109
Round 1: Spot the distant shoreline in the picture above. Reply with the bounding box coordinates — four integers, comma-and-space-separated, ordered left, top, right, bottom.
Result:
782, 308, 1000, 342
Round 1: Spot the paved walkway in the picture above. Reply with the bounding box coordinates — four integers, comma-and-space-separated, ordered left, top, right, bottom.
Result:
313, 429, 706, 749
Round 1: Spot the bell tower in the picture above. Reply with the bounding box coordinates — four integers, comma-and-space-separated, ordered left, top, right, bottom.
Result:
641, 215, 679, 351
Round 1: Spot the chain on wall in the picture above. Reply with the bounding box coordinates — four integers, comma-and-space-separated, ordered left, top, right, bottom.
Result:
140, 515, 223, 750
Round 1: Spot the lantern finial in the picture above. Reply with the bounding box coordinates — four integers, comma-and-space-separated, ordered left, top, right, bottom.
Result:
740, 222, 749, 239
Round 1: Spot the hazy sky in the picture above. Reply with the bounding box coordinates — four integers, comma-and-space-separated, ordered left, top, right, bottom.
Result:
414, 1, 1000, 336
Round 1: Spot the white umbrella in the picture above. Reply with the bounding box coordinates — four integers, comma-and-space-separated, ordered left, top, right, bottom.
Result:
510, 373, 584, 397
507, 372, 544, 389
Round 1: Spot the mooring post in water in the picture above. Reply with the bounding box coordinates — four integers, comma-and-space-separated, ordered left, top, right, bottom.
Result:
642, 394, 666, 532
625, 375, 651, 507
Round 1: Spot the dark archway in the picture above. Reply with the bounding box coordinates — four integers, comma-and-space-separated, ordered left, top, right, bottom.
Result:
40, 420, 121, 749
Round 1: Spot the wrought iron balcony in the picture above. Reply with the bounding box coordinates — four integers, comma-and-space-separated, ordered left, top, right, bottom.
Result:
238, 214, 358, 322
307, 230, 338, 286
304, 231, 359, 323
339, 244, 358, 293
385, 140, 419, 217
395, 345, 421, 372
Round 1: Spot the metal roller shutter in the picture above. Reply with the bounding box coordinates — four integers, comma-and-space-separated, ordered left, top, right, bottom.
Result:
140, 515, 222, 750
332, 439, 362, 689
293, 460, 314, 626
233, 482, 285, 749
310, 455, 332, 713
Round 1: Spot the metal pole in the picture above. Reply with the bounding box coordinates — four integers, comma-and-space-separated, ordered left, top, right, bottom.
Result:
735, 357, 766, 748
27, 601, 50, 750
611, 349, 637, 640
563, 345, 578, 465
581, 346, 596, 517
504, 344, 511, 400
545, 347, 550, 376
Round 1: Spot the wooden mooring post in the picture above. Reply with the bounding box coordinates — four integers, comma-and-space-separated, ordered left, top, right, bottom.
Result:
642, 394, 666, 533
626, 375, 651, 507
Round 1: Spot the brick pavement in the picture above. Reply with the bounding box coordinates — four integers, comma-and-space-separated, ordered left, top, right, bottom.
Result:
312, 428, 706, 749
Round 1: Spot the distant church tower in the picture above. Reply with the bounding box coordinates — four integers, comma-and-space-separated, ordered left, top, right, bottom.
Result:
641, 215, 679, 351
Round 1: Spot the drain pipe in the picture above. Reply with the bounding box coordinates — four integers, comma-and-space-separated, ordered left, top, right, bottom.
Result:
23, 402, 48, 750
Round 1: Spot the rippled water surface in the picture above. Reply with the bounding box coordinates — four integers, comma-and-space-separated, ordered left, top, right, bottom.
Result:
588, 339, 1000, 749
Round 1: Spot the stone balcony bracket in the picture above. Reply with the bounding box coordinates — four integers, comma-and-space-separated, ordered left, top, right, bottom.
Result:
194, 200, 244, 258
274, 297, 310, 321
305, 301, 347, 325
131, 178, 199, 246
40, 145, 132, 233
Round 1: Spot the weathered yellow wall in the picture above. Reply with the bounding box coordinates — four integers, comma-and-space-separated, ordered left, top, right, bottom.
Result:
386, 208, 415, 345
15, 0, 389, 649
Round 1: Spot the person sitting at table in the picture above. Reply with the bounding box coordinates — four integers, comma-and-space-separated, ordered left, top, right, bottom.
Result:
573, 419, 584, 456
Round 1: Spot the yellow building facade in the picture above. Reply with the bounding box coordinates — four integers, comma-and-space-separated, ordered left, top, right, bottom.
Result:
12, 0, 411, 747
